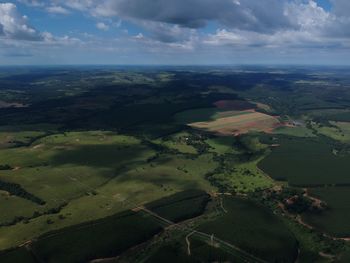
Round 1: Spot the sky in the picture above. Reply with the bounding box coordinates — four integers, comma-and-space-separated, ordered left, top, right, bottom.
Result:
0, 0, 349, 65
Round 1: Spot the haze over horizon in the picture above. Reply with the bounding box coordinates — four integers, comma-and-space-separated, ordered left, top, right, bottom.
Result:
0, 0, 349, 65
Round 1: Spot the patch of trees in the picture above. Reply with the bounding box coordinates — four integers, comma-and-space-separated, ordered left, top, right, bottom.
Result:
0, 180, 45, 205
205, 170, 236, 193
1, 202, 67, 227
0, 164, 12, 170
233, 135, 266, 162
185, 132, 211, 154
263, 187, 327, 214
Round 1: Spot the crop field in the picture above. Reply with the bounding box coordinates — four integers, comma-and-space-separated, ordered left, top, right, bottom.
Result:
302, 187, 350, 237
258, 136, 350, 186
188, 110, 281, 136
198, 197, 298, 262
145, 237, 246, 263
145, 190, 210, 222
29, 211, 161, 263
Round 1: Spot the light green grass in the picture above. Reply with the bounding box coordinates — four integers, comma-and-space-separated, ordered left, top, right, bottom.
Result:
0, 134, 218, 250
206, 136, 238, 155
153, 131, 197, 154
0, 193, 41, 225
0, 131, 158, 249
0, 131, 46, 149
273, 126, 315, 138
313, 121, 350, 142
211, 159, 274, 193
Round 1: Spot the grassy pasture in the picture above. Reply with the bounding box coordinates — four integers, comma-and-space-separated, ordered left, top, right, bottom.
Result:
302, 187, 350, 237
153, 131, 198, 154
0, 144, 216, 250
273, 126, 315, 137
258, 136, 350, 186
198, 197, 298, 263
0, 191, 212, 263
209, 159, 274, 193
206, 136, 239, 155
313, 121, 350, 142
0, 193, 41, 225
0, 130, 46, 149
0, 131, 158, 249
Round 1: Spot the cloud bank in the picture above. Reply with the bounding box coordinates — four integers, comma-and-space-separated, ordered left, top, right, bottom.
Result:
1, 0, 349, 64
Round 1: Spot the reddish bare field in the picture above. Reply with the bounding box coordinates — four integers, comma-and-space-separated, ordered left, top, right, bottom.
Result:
189, 110, 281, 136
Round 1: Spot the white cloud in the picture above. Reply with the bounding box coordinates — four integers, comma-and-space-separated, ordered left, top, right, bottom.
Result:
3, 0, 350, 64
46, 5, 70, 15
96, 22, 109, 31
17, 0, 45, 7
63, 0, 95, 12
0, 3, 42, 40
133, 33, 143, 39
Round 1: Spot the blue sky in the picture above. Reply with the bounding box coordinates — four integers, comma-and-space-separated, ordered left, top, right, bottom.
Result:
0, 0, 349, 65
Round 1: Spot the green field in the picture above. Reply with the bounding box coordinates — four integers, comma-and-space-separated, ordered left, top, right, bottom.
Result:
145, 237, 247, 263
273, 126, 316, 138
206, 136, 239, 154
313, 121, 350, 142
302, 187, 350, 237
258, 136, 350, 186
197, 197, 298, 262
208, 158, 274, 193
30, 210, 161, 263
0, 134, 219, 250
0, 190, 213, 263
153, 131, 198, 154
146, 190, 210, 222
